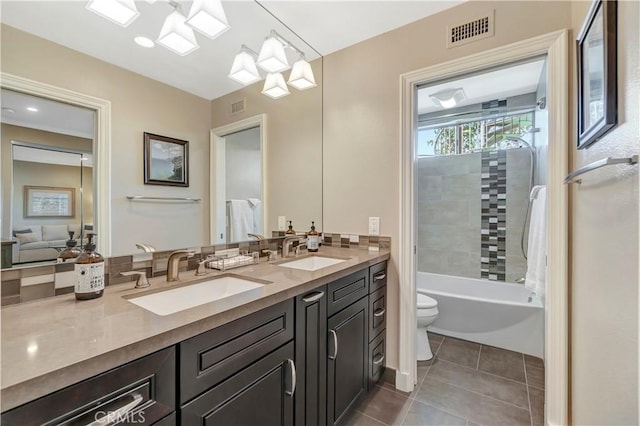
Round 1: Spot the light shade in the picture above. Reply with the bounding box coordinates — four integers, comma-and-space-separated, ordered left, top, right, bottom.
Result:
86, 0, 139, 27
186, 0, 230, 40
430, 88, 465, 109
228, 46, 261, 85
288, 58, 317, 90
262, 73, 290, 99
257, 36, 289, 73
157, 10, 199, 56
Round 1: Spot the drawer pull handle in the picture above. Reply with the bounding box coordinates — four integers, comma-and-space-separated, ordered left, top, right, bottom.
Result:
285, 359, 296, 397
373, 273, 386, 281
302, 291, 325, 303
374, 308, 386, 318
329, 330, 338, 360
85, 393, 143, 426
373, 353, 385, 365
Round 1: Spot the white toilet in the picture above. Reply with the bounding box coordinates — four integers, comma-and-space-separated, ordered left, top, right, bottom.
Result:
416, 292, 439, 361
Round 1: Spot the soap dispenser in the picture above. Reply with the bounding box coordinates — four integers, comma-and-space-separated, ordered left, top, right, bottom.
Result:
285, 221, 296, 235
307, 221, 319, 252
58, 231, 81, 262
74, 233, 105, 300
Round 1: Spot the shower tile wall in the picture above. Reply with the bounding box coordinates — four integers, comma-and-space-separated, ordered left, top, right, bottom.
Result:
417, 149, 529, 282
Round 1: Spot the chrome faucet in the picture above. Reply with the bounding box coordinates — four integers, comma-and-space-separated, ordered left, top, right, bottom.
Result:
120, 271, 150, 289
282, 235, 305, 258
167, 249, 195, 281
195, 255, 214, 276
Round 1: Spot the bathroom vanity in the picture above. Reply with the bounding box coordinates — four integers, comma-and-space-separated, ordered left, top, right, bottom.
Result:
0, 247, 388, 425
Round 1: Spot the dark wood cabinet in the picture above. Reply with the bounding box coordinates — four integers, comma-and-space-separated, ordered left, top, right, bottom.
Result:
368, 331, 386, 391
327, 269, 368, 316
327, 296, 369, 426
1, 347, 176, 426
180, 341, 295, 426
295, 286, 328, 426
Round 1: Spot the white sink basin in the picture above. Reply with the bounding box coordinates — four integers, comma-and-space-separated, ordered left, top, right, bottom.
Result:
127, 276, 265, 316
277, 255, 346, 271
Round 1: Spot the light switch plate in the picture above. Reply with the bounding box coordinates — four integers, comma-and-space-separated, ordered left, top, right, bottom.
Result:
369, 217, 380, 236
278, 216, 286, 231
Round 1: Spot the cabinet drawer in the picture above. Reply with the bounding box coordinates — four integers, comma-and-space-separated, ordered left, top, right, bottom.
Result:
369, 261, 387, 293
2, 347, 175, 425
327, 269, 368, 316
369, 286, 387, 341
180, 299, 294, 403
368, 332, 386, 391
181, 341, 295, 426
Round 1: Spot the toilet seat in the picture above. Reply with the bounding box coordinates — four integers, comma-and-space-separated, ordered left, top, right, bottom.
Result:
417, 293, 437, 309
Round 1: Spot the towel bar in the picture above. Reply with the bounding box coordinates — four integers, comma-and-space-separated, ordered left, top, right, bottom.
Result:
126, 195, 201, 202
563, 155, 638, 184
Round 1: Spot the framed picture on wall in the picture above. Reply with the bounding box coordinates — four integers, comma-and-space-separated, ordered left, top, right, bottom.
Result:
143, 132, 189, 187
24, 186, 75, 218
576, 0, 617, 149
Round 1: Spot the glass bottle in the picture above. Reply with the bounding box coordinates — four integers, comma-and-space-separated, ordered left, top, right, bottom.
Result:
58, 230, 81, 262
74, 233, 105, 300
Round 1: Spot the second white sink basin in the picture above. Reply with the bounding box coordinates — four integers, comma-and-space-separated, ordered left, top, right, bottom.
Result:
277, 255, 346, 271
127, 276, 265, 316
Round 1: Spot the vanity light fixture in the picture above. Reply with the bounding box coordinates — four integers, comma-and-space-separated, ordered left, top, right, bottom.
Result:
228, 45, 261, 85
86, 0, 140, 27
257, 31, 290, 73
157, 6, 199, 56
134, 36, 155, 48
262, 73, 290, 99
26, 107, 39, 112
186, 0, 229, 40
288, 55, 317, 90
429, 88, 466, 109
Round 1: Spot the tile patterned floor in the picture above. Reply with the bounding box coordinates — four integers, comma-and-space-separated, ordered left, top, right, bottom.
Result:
345, 333, 545, 426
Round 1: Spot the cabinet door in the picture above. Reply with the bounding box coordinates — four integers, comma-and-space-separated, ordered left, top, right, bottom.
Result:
295, 286, 327, 426
327, 297, 368, 426
181, 342, 295, 426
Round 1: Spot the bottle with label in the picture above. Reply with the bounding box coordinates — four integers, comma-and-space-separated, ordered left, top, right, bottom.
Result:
58, 231, 81, 263
307, 221, 319, 252
75, 233, 105, 300
285, 221, 296, 235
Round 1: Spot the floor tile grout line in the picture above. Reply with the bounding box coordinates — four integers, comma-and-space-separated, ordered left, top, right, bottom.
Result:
436, 357, 528, 386
421, 374, 533, 412
396, 397, 415, 425
408, 395, 471, 425
476, 344, 483, 370
524, 353, 534, 426
354, 409, 390, 426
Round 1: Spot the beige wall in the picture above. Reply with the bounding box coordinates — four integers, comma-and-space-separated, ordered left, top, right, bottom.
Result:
570, 1, 639, 423
210, 60, 323, 235
323, 0, 572, 370
1, 25, 212, 255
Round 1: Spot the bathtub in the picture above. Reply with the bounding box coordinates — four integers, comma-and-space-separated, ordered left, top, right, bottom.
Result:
417, 272, 544, 359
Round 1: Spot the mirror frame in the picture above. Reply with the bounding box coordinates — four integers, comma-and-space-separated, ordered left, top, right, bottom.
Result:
1, 72, 112, 256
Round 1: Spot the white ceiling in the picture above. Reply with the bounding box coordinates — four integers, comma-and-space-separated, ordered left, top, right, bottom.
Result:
0, 0, 464, 100
416, 58, 546, 115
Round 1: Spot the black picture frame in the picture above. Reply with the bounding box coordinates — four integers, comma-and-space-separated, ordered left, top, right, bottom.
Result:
576, 0, 617, 149
143, 132, 189, 187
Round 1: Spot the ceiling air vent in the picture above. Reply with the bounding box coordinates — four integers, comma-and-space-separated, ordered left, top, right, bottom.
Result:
231, 99, 245, 114
447, 11, 494, 48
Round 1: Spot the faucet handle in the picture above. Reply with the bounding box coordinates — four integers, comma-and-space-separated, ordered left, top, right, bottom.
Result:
262, 249, 277, 261
195, 255, 215, 276
120, 271, 150, 289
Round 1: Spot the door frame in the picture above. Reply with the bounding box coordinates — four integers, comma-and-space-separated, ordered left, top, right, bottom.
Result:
210, 114, 267, 244
398, 30, 569, 425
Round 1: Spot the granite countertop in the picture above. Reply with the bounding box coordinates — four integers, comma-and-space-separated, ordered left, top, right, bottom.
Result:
1, 247, 389, 411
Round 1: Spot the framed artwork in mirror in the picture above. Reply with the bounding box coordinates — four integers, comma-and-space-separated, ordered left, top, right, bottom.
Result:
143, 132, 189, 187
576, 0, 617, 149
24, 186, 75, 218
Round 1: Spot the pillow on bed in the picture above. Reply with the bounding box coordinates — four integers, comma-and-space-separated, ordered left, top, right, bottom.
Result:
15, 232, 39, 244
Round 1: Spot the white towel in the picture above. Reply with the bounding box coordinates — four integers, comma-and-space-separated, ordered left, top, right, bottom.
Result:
228, 200, 254, 243
247, 198, 263, 235
525, 185, 547, 298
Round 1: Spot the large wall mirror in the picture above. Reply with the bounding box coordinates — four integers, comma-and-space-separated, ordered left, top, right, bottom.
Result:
0, 1, 322, 271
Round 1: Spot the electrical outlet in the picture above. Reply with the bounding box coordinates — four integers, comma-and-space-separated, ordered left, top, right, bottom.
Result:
369, 217, 380, 236
278, 216, 286, 231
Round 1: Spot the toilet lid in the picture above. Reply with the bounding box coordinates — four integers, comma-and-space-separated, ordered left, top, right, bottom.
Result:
417, 293, 437, 308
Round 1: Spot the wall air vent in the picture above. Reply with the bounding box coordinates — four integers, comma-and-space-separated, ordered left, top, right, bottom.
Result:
447, 11, 494, 48
231, 99, 245, 114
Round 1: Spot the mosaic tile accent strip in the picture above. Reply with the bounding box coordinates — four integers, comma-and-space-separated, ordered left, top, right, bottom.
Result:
1, 233, 391, 305
481, 151, 507, 281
